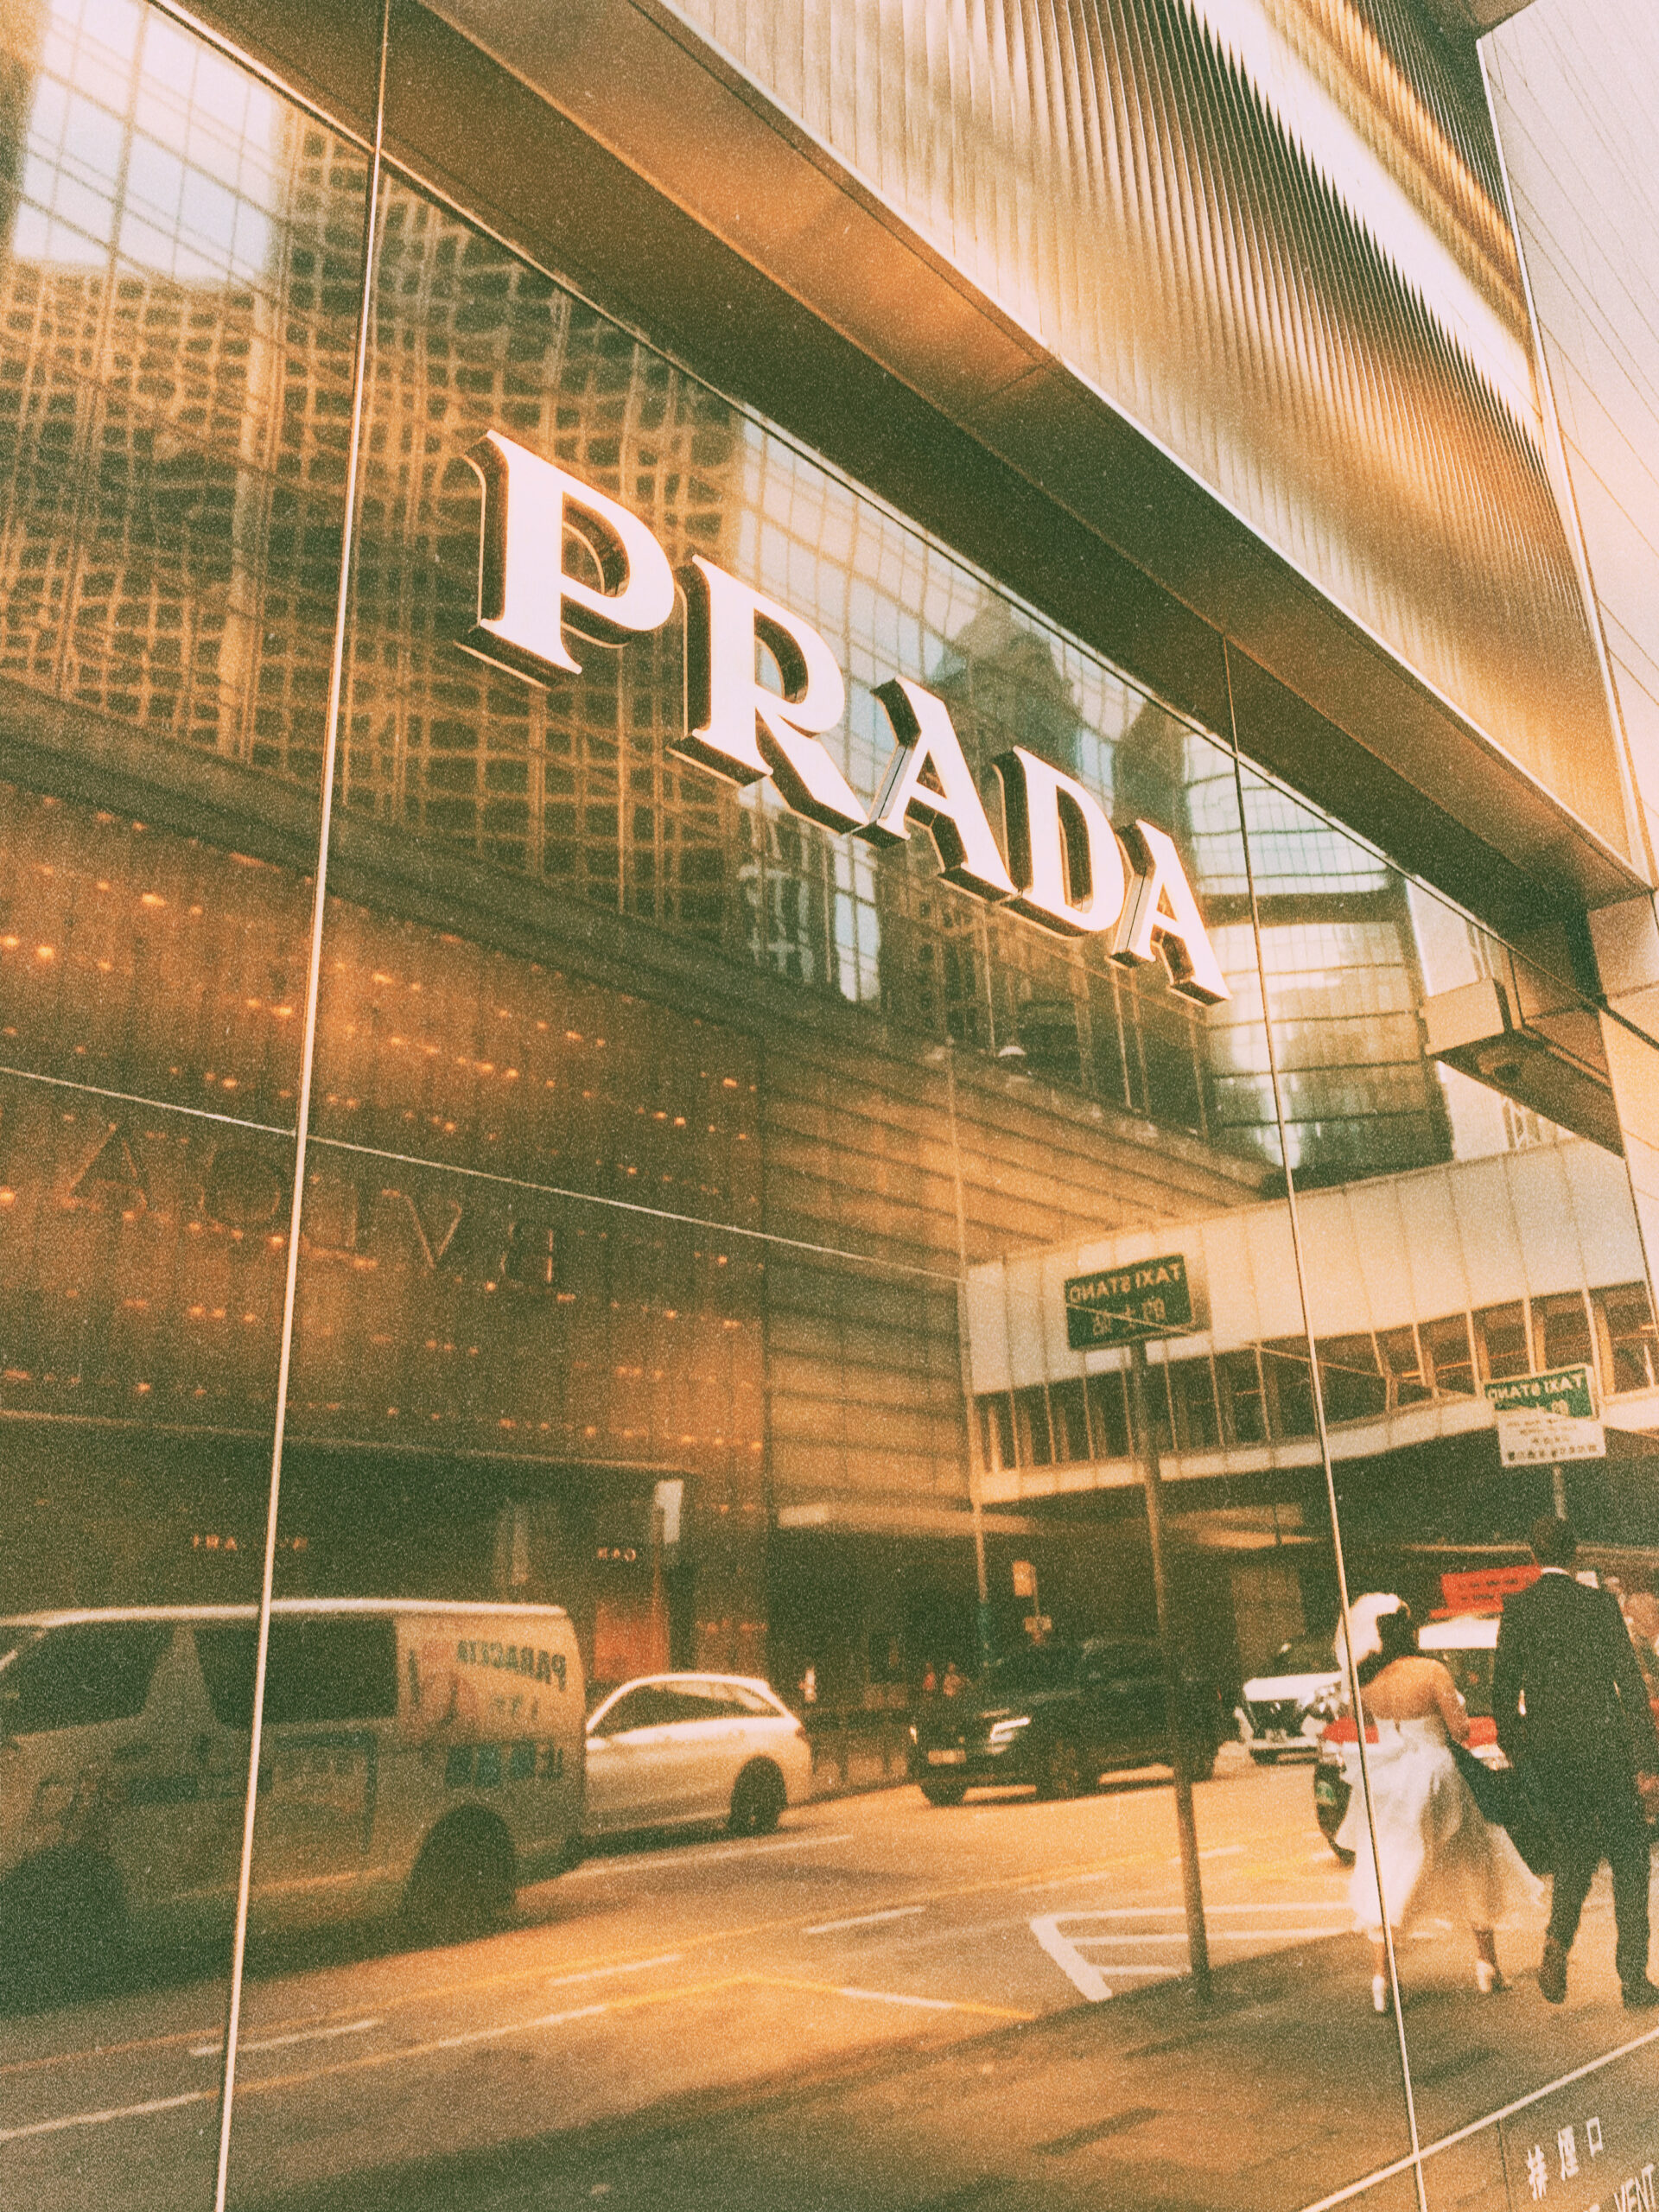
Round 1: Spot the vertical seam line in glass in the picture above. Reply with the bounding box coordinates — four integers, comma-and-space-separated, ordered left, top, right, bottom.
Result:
1224, 639, 1429, 2212
208, 6, 393, 2207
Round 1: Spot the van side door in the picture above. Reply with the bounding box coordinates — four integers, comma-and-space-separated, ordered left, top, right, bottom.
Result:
250, 1618, 397, 1930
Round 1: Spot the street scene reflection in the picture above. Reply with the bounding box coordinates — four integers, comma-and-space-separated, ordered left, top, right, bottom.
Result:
4, 5, 1659, 2212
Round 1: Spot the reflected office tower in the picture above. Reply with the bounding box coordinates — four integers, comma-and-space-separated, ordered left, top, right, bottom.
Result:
1202, 778, 1459, 1183
0, 0, 355, 777
340, 183, 747, 939
925, 600, 1225, 1123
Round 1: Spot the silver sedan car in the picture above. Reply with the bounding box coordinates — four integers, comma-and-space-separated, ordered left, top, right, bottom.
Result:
582, 1673, 813, 1840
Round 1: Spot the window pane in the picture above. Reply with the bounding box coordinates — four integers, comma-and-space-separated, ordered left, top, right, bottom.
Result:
1216, 1348, 1268, 1444
1262, 1338, 1318, 1438
1084, 1370, 1130, 1459
1166, 1355, 1219, 1451
1594, 1283, 1656, 1395
1377, 1325, 1430, 1408
1422, 1313, 1476, 1395
4, 1623, 172, 1732
1049, 1377, 1090, 1462
979, 1393, 1016, 1471
1013, 1383, 1053, 1467
1533, 1289, 1592, 1371
1473, 1300, 1530, 1381
262, 1618, 398, 1726
1317, 1334, 1387, 1425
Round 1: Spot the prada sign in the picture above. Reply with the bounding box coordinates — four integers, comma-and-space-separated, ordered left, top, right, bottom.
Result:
462, 433, 1227, 1006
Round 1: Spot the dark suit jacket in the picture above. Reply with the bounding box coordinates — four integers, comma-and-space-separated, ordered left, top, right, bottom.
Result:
1492, 1573, 1659, 1813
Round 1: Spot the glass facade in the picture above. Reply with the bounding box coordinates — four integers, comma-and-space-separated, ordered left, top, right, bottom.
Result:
3, 6, 1659, 2211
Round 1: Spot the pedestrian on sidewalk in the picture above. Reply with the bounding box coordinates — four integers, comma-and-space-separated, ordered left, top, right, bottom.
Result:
1338, 1603, 1534, 2014
1492, 1514, 1659, 2010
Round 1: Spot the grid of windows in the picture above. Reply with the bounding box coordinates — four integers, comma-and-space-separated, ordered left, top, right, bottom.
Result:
976, 1281, 1659, 1471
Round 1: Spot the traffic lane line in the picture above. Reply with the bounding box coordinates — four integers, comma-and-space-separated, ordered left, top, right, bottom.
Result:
562, 1831, 855, 1881
741, 1975, 1029, 2020
0, 2086, 216, 2147
804, 1907, 926, 1936
0, 1970, 1030, 2147
188, 2016, 381, 2061
0, 1838, 1254, 2087
0, 1948, 685, 2092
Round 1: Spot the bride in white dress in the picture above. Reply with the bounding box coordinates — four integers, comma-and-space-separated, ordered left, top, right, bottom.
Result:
1335, 1604, 1536, 2011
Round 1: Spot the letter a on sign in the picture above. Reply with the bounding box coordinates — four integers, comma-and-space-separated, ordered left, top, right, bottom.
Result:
860, 679, 1015, 899
1112, 820, 1230, 1004
993, 747, 1128, 937
677, 557, 865, 832
462, 430, 675, 680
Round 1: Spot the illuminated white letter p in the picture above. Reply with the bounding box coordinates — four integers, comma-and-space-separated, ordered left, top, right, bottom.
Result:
462, 431, 675, 682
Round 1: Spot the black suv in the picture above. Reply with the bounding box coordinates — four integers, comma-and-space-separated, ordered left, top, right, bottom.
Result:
907, 1639, 1223, 1805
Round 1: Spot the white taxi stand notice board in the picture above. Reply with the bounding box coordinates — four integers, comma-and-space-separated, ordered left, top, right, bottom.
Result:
1484, 1364, 1605, 1519
1484, 1365, 1607, 1468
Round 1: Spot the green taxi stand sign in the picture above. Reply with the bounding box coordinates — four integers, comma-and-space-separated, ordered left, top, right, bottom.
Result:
1483, 1365, 1596, 1421
1064, 1253, 1193, 1350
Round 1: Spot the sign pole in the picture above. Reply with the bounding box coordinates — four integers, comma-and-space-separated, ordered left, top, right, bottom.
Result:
1127, 1338, 1211, 2003
1551, 1463, 1567, 1517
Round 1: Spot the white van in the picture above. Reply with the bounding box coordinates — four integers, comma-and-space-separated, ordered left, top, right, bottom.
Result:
0, 1598, 583, 1988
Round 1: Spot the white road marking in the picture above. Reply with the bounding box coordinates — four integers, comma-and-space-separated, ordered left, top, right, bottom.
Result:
434, 2001, 608, 2052
1077, 1927, 1349, 1943
189, 2017, 382, 2061
1081, 1901, 1348, 1917
833, 1986, 957, 2011
544, 1952, 683, 1988
1031, 1897, 1351, 2002
0, 2088, 214, 2146
566, 1833, 852, 1878
1031, 1915, 1114, 2001
805, 1907, 926, 1936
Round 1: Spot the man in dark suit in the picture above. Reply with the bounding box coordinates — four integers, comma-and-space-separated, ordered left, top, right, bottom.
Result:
1493, 1515, 1659, 2007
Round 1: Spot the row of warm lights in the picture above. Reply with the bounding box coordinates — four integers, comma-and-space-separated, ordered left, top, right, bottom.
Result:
2, 937, 752, 1090
0, 1376, 760, 1437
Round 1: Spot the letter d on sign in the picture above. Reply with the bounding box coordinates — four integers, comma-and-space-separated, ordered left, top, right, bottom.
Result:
993, 747, 1127, 937
462, 429, 675, 681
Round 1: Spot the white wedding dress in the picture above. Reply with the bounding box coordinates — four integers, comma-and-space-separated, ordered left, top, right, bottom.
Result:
1335, 1712, 1537, 1937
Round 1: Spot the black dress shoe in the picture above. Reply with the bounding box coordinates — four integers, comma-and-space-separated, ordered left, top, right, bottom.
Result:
1622, 1978, 1659, 2010
1539, 1940, 1567, 2005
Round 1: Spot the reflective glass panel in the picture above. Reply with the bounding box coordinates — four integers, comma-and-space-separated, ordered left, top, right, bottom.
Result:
1243, 761, 1659, 2193
0, 1, 351, 2203
208, 146, 1422, 2205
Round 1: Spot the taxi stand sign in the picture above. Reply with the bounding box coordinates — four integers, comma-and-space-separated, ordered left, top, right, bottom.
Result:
1484, 1364, 1606, 1466
1064, 1254, 1194, 1350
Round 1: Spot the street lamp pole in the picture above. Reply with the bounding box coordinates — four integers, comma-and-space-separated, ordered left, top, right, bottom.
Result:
1127, 1336, 1211, 2002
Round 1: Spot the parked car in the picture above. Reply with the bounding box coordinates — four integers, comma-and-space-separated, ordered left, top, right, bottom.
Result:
1235, 1635, 1344, 1763
582, 1673, 811, 1840
0, 1599, 584, 1996
906, 1638, 1223, 1806
1313, 1612, 1503, 1863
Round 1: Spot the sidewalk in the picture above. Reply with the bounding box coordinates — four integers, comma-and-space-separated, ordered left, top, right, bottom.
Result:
802, 1711, 914, 1800
248, 1881, 1659, 2212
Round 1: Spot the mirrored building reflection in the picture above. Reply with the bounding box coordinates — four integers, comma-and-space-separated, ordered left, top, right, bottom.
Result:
4, 2, 1659, 2210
